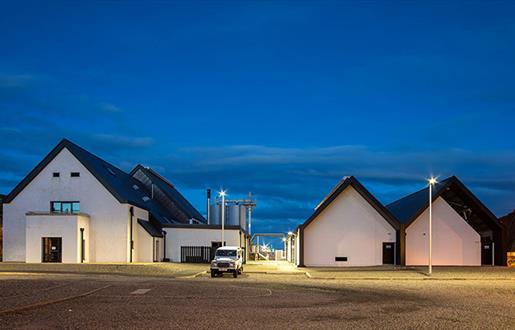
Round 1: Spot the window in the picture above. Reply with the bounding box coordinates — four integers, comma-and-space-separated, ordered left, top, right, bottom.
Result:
53, 172, 60, 177
71, 172, 80, 177
51, 201, 80, 214
215, 249, 237, 257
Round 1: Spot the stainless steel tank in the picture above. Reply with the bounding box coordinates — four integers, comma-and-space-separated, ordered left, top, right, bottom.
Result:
209, 204, 221, 225
227, 205, 240, 226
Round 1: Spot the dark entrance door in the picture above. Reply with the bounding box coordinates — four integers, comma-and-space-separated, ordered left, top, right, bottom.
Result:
481, 238, 493, 265
42, 237, 62, 263
382, 242, 395, 265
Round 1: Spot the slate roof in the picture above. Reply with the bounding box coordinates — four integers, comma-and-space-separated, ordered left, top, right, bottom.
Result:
131, 165, 206, 224
386, 177, 453, 224
301, 176, 400, 230
3, 139, 193, 229
386, 176, 501, 230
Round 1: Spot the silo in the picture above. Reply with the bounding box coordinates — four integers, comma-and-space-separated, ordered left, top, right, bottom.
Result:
227, 205, 240, 226
239, 205, 246, 230
209, 204, 221, 225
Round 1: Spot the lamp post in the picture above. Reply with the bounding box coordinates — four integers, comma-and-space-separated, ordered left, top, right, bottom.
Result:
282, 237, 287, 259
219, 190, 226, 247
287, 231, 294, 264
428, 177, 437, 275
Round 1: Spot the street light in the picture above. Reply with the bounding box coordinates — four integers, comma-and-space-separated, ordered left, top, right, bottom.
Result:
219, 190, 226, 246
282, 237, 287, 260
428, 177, 437, 275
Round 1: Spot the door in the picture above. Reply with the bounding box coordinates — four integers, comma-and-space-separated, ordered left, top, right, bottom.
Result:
80, 228, 85, 263
382, 242, 395, 265
154, 240, 160, 262
42, 237, 62, 263
481, 239, 493, 265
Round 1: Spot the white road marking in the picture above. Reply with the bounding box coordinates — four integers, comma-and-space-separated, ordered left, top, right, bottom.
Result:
130, 289, 151, 295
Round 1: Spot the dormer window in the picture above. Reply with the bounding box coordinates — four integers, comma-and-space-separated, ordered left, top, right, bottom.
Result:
71, 172, 80, 177
53, 172, 60, 177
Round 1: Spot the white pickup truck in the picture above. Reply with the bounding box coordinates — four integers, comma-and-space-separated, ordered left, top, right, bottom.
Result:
210, 246, 244, 278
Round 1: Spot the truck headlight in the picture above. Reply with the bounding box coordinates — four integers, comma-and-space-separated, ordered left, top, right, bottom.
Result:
211, 262, 217, 267
229, 262, 235, 267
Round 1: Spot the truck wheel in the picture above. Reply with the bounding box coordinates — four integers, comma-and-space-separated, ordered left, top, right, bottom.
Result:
211, 270, 216, 278
233, 270, 238, 278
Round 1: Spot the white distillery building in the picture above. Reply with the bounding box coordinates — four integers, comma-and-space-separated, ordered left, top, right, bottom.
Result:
296, 176, 400, 267
387, 176, 505, 266
2, 139, 246, 263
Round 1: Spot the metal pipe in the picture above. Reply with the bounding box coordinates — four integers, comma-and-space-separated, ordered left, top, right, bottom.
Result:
428, 182, 433, 275
207, 189, 211, 224
248, 192, 252, 236
221, 193, 225, 246
492, 242, 495, 266
129, 207, 134, 263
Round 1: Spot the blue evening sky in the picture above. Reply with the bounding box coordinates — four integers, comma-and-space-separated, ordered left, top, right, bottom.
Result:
1, 1, 515, 236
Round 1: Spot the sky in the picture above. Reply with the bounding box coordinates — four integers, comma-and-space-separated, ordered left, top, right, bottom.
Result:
1, 1, 515, 238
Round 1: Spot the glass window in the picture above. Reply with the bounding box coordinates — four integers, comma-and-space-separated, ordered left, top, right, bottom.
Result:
51, 201, 80, 214
62, 203, 72, 213
51, 202, 61, 212
71, 172, 80, 177
52, 172, 60, 177
215, 249, 237, 257
72, 202, 80, 213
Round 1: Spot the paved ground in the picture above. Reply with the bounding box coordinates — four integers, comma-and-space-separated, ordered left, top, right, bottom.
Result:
0, 271, 514, 329
0, 262, 208, 278
4, 261, 513, 280
304, 265, 515, 279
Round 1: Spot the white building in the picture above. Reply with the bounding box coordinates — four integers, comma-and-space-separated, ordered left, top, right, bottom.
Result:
387, 176, 505, 266
163, 224, 246, 262
297, 177, 400, 267
2, 139, 246, 263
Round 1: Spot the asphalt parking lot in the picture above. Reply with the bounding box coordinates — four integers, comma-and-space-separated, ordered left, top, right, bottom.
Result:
0, 271, 514, 329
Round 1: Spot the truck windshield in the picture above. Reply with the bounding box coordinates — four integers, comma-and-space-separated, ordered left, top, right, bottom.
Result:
216, 250, 237, 257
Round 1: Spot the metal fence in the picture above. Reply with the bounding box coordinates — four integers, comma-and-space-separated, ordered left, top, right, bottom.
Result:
180, 246, 247, 264
180, 246, 213, 263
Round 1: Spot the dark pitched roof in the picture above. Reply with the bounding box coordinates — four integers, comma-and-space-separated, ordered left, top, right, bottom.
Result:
301, 176, 400, 230
386, 177, 453, 225
130, 165, 206, 224
3, 139, 176, 226
137, 219, 164, 237
386, 176, 501, 230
